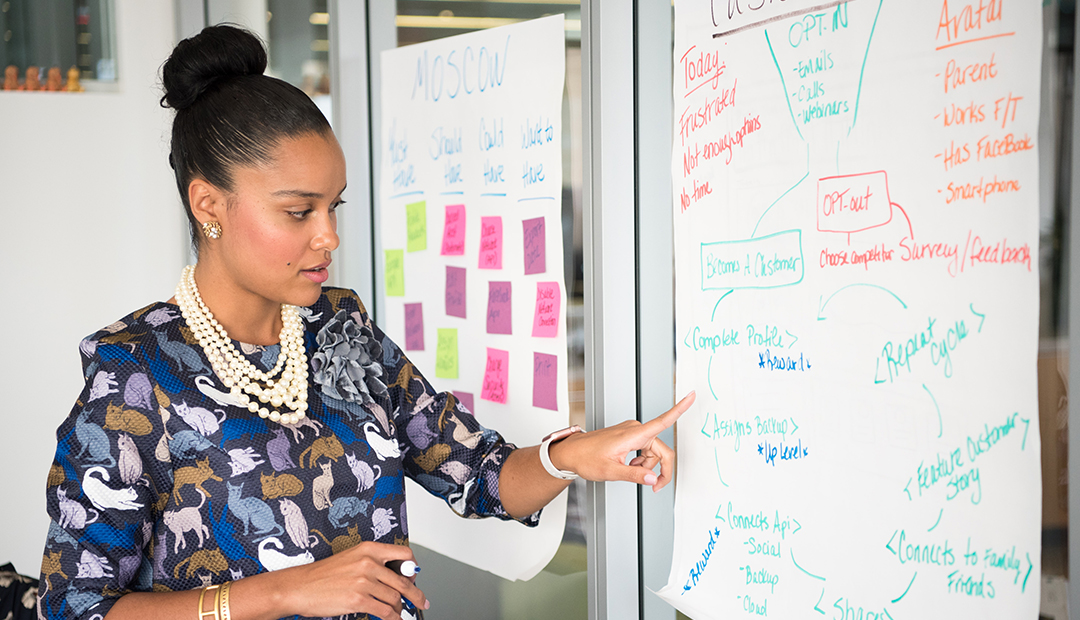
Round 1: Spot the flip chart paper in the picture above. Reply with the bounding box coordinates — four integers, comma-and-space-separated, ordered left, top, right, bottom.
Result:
522, 217, 546, 275
434, 328, 458, 379
479, 216, 503, 269
481, 347, 510, 404
531, 282, 560, 338
487, 281, 513, 335
441, 204, 466, 256
384, 250, 404, 297
378, 16, 570, 581
406, 201, 427, 252
659, 3, 1043, 619
445, 266, 467, 319
532, 352, 558, 411
404, 303, 424, 351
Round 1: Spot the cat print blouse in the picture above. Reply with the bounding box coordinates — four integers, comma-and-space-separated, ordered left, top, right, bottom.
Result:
39, 288, 538, 620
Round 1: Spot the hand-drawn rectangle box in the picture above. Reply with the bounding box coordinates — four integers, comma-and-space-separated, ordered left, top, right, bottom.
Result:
817, 171, 892, 234
700, 230, 803, 291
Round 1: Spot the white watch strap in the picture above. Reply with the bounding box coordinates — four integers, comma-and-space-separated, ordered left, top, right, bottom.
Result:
539, 435, 580, 481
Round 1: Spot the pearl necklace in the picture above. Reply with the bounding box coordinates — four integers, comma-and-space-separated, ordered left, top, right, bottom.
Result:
175, 265, 309, 425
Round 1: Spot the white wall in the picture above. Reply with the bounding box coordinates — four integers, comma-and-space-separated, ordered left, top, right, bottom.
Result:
0, 0, 184, 575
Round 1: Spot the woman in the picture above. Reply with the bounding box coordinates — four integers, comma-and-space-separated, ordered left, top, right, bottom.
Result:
38, 25, 693, 620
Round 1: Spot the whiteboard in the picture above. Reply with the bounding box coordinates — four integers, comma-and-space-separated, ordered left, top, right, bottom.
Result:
378, 15, 570, 581
659, 1, 1043, 618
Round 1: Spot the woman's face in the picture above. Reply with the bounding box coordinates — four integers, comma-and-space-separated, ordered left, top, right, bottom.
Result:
211, 131, 346, 309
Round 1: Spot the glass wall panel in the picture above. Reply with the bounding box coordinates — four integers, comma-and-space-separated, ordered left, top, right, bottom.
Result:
392, 2, 586, 618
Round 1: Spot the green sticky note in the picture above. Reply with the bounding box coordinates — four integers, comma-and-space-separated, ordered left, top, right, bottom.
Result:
385, 249, 405, 297
435, 328, 459, 379
406, 201, 427, 252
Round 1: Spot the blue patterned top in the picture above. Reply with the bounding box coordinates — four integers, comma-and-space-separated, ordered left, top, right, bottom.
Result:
39, 288, 537, 620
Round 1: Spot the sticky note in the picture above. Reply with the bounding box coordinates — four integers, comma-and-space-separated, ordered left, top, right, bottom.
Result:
404, 303, 424, 351
533, 352, 558, 411
481, 347, 510, 404
406, 201, 427, 252
478, 216, 503, 269
445, 266, 467, 319
532, 282, 561, 338
486, 281, 512, 335
435, 328, 458, 379
453, 391, 475, 415
384, 250, 404, 297
522, 217, 546, 275
441, 204, 466, 256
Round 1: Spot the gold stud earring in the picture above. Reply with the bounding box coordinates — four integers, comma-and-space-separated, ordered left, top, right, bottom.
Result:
202, 221, 222, 240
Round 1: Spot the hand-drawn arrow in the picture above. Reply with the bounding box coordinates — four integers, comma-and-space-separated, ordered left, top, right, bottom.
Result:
791, 549, 826, 581
792, 518, 802, 535
715, 502, 726, 522
714, 447, 730, 488
791, 417, 800, 435
927, 508, 943, 532
818, 284, 907, 321
885, 530, 898, 555
891, 572, 917, 603
712, 290, 734, 321
923, 384, 942, 438
814, 588, 826, 615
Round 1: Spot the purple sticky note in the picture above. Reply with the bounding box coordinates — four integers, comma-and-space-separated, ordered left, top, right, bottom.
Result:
441, 204, 466, 256
453, 391, 475, 415
445, 266, 467, 318
533, 352, 559, 411
522, 217, 546, 275
486, 282, 512, 335
479, 216, 503, 269
532, 282, 561, 338
481, 348, 510, 404
404, 303, 424, 351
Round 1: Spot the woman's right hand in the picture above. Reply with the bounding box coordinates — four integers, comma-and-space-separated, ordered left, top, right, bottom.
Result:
272, 541, 429, 620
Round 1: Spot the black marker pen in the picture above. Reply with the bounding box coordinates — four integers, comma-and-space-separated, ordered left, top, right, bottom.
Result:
385, 560, 424, 619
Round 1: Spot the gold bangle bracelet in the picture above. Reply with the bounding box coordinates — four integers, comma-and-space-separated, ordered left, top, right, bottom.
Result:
198, 584, 221, 620
219, 581, 233, 620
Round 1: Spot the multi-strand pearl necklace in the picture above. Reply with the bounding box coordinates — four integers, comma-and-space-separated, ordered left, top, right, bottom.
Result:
175, 265, 309, 425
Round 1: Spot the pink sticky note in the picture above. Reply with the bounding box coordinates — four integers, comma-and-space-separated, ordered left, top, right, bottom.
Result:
480, 347, 510, 404
441, 204, 466, 256
522, 217, 546, 275
404, 303, 424, 351
445, 266, 467, 318
533, 352, 559, 411
532, 282, 561, 338
486, 282, 512, 335
453, 391, 475, 415
479, 216, 503, 269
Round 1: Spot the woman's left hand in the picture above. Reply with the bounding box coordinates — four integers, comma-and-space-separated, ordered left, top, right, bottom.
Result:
549, 391, 695, 492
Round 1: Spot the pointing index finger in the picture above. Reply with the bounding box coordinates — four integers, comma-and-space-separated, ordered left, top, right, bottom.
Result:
642, 391, 696, 434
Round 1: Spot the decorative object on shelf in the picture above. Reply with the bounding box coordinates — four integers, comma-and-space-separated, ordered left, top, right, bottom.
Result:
65, 66, 84, 92
3, 66, 18, 91
23, 67, 42, 91
45, 68, 63, 92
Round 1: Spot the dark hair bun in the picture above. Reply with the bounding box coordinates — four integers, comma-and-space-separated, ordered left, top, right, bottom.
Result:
161, 24, 268, 110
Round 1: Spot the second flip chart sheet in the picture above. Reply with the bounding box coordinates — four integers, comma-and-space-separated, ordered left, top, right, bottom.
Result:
378, 16, 569, 581
659, 1, 1043, 618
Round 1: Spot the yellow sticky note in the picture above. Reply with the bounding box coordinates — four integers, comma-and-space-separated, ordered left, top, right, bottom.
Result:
406, 201, 427, 252
435, 328, 459, 379
385, 249, 405, 297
